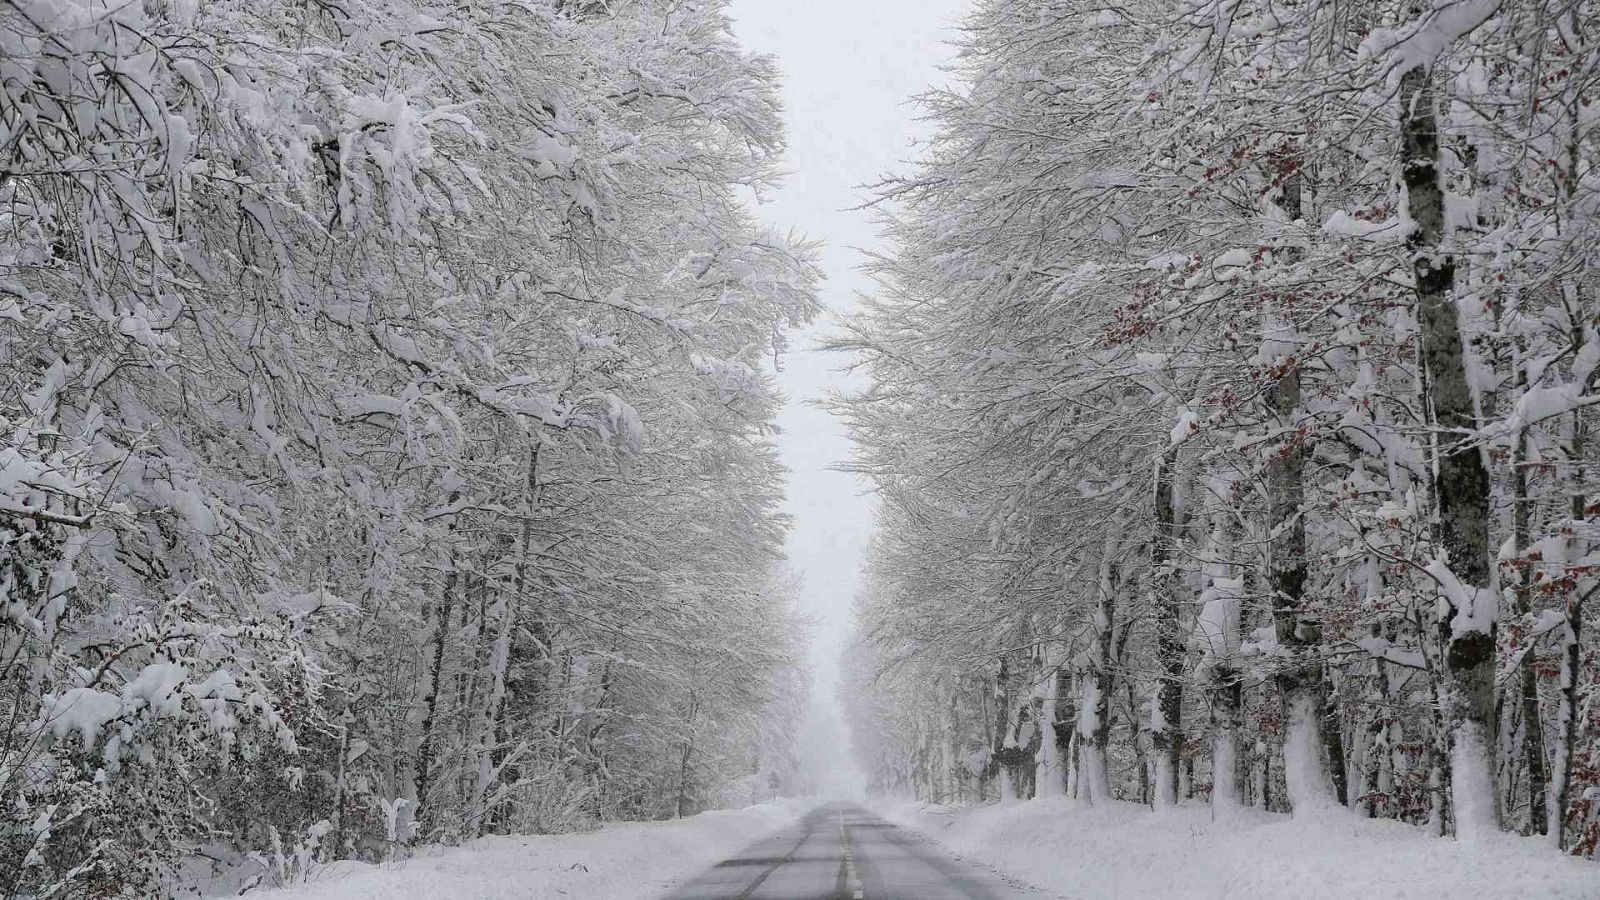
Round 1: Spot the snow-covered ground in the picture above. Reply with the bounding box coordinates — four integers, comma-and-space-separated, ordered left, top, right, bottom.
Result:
222, 801, 802, 900
200, 797, 1600, 899
882, 797, 1600, 899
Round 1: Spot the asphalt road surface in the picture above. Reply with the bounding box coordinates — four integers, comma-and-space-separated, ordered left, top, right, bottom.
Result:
662, 804, 1039, 900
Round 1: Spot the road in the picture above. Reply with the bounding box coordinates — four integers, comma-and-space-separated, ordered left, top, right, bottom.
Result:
662, 804, 1040, 900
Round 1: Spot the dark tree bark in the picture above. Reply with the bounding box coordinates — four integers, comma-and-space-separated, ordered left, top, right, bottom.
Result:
1048, 668, 1074, 798
1268, 160, 1339, 814
1551, 403, 1586, 848
413, 490, 463, 839
1212, 665, 1245, 807
1400, 64, 1498, 838
1510, 424, 1549, 834
675, 691, 699, 819
1323, 672, 1349, 806
1548, 29, 1588, 846
1151, 447, 1185, 807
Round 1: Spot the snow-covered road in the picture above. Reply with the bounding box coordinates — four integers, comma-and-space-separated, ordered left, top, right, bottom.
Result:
664, 803, 1040, 900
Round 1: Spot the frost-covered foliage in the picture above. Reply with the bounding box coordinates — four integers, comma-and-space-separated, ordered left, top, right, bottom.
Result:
837, 0, 1600, 859
0, 1, 816, 896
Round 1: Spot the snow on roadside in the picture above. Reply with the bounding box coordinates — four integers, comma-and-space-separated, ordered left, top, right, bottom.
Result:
880, 797, 1600, 899
226, 801, 803, 900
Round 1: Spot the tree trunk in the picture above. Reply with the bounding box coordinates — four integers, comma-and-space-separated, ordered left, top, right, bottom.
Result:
676, 691, 699, 818
1151, 447, 1185, 808
993, 657, 1019, 803
1253, 740, 1270, 811
1550, 405, 1586, 849
1212, 667, 1244, 811
1127, 680, 1150, 805
1547, 24, 1588, 848
1364, 614, 1403, 819
949, 688, 967, 803
1323, 671, 1350, 807
1549, 593, 1581, 848
469, 440, 544, 835
1510, 418, 1549, 834
1400, 63, 1499, 841
325, 709, 352, 862
1081, 528, 1121, 804
1200, 519, 1244, 813
1037, 664, 1067, 798
413, 491, 462, 839
1267, 163, 1337, 816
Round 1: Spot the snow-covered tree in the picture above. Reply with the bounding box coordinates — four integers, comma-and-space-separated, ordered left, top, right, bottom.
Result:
838, 0, 1600, 858
0, 1, 817, 894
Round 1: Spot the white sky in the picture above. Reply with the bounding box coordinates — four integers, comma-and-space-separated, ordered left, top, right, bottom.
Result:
726, 0, 970, 790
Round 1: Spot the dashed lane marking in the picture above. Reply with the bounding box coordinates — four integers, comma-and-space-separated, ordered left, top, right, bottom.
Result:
838, 811, 865, 899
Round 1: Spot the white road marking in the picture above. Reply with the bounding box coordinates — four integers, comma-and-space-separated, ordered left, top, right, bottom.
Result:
838, 811, 866, 900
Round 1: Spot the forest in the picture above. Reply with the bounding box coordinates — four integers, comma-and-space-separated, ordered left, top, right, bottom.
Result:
2, 0, 1599, 897
838, 0, 1600, 858
0, 1, 818, 896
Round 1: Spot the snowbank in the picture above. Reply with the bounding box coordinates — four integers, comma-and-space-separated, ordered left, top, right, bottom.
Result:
228, 801, 803, 900
881, 797, 1600, 899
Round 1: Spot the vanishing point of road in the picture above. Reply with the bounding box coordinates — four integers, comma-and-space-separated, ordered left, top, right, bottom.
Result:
663, 804, 1040, 900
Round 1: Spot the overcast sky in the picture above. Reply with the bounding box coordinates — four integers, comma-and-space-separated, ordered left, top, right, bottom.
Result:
725, 0, 971, 789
